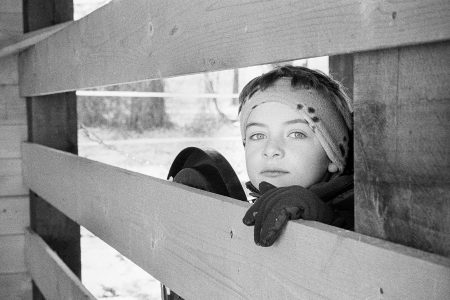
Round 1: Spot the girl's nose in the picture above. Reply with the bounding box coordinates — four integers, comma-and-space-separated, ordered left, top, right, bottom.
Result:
263, 138, 284, 159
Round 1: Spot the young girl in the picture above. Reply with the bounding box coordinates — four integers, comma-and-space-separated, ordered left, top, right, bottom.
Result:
239, 66, 354, 246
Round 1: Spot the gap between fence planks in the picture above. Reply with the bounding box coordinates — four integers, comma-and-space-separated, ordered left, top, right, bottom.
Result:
21, 142, 450, 300
19, 0, 450, 96
76, 90, 238, 99
24, 228, 96, 300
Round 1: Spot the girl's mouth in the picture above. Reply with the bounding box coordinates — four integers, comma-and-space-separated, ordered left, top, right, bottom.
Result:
260, 170, 289, 177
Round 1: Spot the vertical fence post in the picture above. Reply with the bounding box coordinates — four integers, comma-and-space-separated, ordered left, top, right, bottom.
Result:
353, 42, 450, 257
22, 1, 80, 299
331, 45, 450, 258
329, 54, 354, 174
329, 55, 354, 100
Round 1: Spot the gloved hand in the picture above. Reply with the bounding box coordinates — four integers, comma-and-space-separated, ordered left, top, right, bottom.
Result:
242, 181, 335, 247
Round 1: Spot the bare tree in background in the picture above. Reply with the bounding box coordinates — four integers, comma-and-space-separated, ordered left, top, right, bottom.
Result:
204, 72, 234, 122
232, 68, 239, 105
78, 79, 170, 131
128, 79, 169, 132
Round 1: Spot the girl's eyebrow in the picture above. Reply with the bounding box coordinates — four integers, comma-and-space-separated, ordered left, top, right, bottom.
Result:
246, 119, 307, 130
245, 122, 266, 130
285, 118, 308, 125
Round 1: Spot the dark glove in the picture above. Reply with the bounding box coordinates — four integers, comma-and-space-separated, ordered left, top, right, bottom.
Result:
242, 182, 334, 247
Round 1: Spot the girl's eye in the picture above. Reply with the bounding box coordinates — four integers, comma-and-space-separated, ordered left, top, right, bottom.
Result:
249, 133, 266, 140
288, 131, 307, 139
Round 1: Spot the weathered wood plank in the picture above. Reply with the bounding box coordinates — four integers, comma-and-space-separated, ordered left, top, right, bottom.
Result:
0, 158, 27, 196
0, 176, 27, 197
23, 3, 80, 300
0, 0, 23, 48
0, 0, 22, 13
0, 125, 27, 157
354, 41, 450, 257
0, 55, 19, 84
0, 22, 71, 59
0, 196, 29, 235
0, 158, 23, 177
26, 91, 80, 298
26, 93, 81, 291
0, 272, 32, 300
22, 142, 450, 300
0, 86, 26, 126
26, 93, 77, 152
19, 0, 450, 96
0, 234, 26, 273
24, 229, 96, 300
329, 54, 354, 101
329, 54, 354, 174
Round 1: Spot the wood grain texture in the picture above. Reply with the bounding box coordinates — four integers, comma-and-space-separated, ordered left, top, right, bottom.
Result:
0, 0, 23, 48
329, 54, 354, 101
0, 196, 29, 235
26, 91, 81, 295
0, 158, 23, 177
0, 0, 22, 14
26, 93, 77, 153
0, 86, 26, 126
0, 125, 27, 157
21, 142, 450, 300
0, 22, 71, 59
23, 4, 80, 299
0, 176, 27, 197
24, 229, 96, 300
0, 158, 27, 196
0, 55, 19, 84
0, 234, 26, 273
329, 54, 354, 175
0, 272, 32, 300
354, 41, 450, 257
19, 0, 450, 96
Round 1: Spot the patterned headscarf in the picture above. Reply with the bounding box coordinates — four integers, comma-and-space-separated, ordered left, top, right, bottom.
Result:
239, 78, 352, 174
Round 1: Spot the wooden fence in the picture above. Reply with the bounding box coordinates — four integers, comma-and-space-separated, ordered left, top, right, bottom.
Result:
21, 143, 450, 299
11, 0, 450, 299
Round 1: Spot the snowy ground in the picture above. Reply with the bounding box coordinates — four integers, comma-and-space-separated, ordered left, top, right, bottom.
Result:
81, 227, 161, 300
78, 126, 246, 299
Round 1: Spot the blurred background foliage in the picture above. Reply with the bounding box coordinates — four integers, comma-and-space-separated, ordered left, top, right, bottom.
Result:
78, 79, 171, 132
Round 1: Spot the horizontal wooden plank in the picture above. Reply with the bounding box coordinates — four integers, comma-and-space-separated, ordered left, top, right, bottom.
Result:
0, 175, 27, 197
0, 125, 27, 156
0, 55, 18, 84
24, 229, 95, 300
0, 158, 23, 176
0, 234, 26, 273
0, 158, 27, 197
0, 21, 71, 59
0, 196, 29, 235
19, 0, 450, 96
0, 272, 32, 300
0, 0, 22, 48
0, 86, 26, 126
21, 142, 450, 300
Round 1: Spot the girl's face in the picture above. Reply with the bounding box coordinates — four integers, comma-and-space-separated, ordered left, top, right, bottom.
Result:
244, 102, 329, 189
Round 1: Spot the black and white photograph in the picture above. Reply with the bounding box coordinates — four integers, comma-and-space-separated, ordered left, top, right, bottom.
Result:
0, 0, 449, 299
